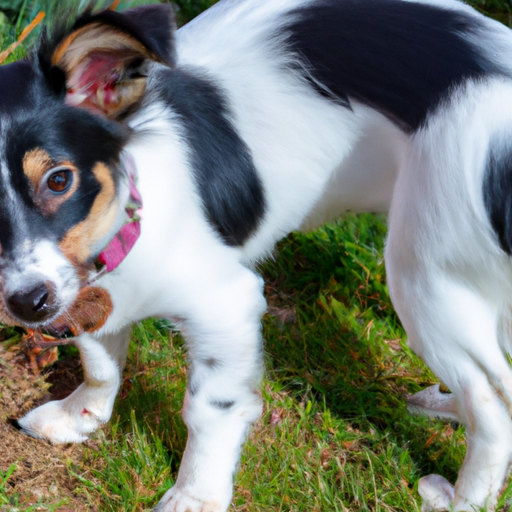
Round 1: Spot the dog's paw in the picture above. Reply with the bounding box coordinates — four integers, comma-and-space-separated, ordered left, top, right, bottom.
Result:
16, 399, 103, 444
154, 488, 225, 512
418, 474, 455, 512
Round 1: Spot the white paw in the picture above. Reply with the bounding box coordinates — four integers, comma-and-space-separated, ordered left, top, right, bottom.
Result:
154, 488, 225, 512
17, 398, 103, 444
419, 474, 455, 512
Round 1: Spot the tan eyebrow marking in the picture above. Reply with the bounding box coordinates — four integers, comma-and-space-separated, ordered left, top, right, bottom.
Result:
22, 148, 53, 189
59, 162, 119, 265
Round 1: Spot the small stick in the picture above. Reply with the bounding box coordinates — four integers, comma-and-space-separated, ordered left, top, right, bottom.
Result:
109, 0, 121, 11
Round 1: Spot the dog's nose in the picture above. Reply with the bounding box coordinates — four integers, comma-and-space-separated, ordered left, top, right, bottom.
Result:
5, 281, 56, 323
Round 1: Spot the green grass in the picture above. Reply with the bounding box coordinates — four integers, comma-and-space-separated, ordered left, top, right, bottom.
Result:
2, 1, 512, 511
471, 0, 512, 26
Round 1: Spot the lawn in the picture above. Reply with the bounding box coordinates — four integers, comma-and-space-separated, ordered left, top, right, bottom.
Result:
0, 1, 511, 511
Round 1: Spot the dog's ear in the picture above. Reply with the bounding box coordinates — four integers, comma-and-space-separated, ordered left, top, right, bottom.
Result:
46, 5, 176, 120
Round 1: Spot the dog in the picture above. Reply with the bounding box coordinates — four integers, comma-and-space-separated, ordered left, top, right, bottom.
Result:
1, 0, 512, 510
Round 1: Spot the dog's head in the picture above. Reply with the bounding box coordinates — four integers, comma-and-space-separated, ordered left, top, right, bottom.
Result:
0, 4, 175, 327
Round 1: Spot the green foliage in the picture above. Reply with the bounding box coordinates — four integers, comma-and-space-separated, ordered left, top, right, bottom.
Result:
0, 465, 17, 507
470, 0, 512, 26
0, 0, 25, 24
70, 413, 177, 510
173, 0, 219, 26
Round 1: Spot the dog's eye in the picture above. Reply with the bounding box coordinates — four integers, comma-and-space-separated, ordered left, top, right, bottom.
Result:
47, 169, 73, 194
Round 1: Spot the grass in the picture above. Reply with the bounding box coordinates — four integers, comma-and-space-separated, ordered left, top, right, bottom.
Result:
2, 1, 512, 511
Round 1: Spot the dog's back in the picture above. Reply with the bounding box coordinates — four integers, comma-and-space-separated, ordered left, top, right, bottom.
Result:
169, 0, 512, 259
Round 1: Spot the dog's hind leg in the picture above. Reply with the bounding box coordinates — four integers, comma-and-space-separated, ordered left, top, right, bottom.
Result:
386, 250, 512, 511
420, 349, 512, 512
17, 326, 132, 443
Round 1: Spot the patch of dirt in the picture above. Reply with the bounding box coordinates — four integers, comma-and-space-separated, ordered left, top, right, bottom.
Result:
0, 340, 94, 511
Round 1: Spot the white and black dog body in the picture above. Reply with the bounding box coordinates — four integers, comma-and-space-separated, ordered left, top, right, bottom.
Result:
1, 0, 512, 511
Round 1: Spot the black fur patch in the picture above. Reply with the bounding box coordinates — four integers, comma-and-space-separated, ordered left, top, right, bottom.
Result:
85, 5, 177, 68
0, 61, 39, 114
203, 357, 218, 368
282, 0, 497, 131
210, 400, 235, 410
484, 136, 512, 255
0, 180, 17, 256
154, 68, 265, 246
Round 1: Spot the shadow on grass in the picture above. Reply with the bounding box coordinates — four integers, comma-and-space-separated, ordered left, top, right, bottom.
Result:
259, 214, 465, 485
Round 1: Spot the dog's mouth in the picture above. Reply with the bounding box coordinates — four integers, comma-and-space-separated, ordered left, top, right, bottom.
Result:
0, 256, 113, 336
1, 281, 113, 339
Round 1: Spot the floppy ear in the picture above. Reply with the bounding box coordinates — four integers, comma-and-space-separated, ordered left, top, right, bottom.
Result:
48, 4, 176, 119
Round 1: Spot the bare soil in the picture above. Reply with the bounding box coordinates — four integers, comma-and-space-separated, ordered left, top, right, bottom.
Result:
0, 339, 95, 511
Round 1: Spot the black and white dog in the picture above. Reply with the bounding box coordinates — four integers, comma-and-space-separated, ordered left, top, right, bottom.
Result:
1, 0, 512, 510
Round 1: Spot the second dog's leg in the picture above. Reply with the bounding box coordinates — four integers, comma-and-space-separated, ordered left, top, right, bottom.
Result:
17, 326, 132, 443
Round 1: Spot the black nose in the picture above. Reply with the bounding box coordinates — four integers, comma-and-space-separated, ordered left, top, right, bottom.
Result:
5, 281, 56, 323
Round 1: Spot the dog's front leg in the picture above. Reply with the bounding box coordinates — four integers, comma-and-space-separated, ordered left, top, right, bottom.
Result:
155, 268, 266, 512
17, 326, 131, 443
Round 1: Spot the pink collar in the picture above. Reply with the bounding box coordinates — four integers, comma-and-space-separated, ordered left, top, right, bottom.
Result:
92, 156, 142, 276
